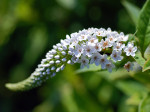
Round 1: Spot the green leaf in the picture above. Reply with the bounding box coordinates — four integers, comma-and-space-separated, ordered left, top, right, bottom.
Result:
136, 0, 150, 57
144, 45, 150, 59
122, 0, 140, 25
130, 72, 150, 86
139, 93, 150, 112
75, 64, 101, 74
115, 80, 148, 97
143, 58, 150, 72
134, 51, 146, 68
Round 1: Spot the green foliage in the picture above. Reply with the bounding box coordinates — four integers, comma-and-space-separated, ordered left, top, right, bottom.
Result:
134, 52, 146, 68
1, 0, 150, 112
139, 93, 150, 112
143, 58, 150, 72
136, 0, 150, 58
122, 0, 140, 25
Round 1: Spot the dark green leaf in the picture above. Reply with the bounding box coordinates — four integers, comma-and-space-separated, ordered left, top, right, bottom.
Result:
136, 0, 150, 57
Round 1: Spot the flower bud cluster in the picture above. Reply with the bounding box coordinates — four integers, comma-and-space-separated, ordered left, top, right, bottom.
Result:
30, 43, 69, 86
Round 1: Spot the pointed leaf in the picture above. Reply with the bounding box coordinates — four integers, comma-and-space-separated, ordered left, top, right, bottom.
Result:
136, 0, 150, 57
143, 58, 150, 72
134, 51, 146, 67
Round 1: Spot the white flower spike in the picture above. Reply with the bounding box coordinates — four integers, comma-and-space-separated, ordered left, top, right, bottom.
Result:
5, 27, 138, 91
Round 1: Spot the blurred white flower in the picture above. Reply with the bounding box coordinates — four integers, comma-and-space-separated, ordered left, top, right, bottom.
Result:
98, 54, 109, 69
74, 45, 84, 57
105, 61, 115, 73
111, 50, 123, 62
100, 39, 112, 49
113, 42, 125, 51
90, 53, 101, 66
79, 56, 89, 69
118, 32, 128, 42
124, 61, 134, 72
93, 43, 102, 52
83, 44, 94, 57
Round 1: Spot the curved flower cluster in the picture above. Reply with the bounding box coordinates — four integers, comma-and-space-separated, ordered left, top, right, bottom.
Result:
6, 27, 137, 91
31, 28, 137, 86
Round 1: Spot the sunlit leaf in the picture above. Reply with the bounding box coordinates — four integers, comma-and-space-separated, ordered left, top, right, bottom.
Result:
136, 0, 150, 57
134, 52, 146, 68
143, 58, 150, 72
122, 0, 140, 25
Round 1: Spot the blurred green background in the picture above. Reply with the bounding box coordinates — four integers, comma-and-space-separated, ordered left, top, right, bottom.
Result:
0, 0, 148, 112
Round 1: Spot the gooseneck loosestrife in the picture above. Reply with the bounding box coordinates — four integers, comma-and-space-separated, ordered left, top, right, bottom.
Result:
6, 27, 138, 91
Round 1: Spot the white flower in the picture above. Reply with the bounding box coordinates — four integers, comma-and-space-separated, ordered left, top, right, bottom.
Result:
69, 44, 74, 52
51, 72, 56, 77
54, 55, 60, 59
105, 27, 112, 35
100, 39, 112, 49
95, 28, 106, 37
71, 55, 79, 63
74, 45, 83, 57
68, 51, 73, 55
98, 54, 109, 69
70, 32, 78, 40
118, 32, 128, 42
79, 56, 89, 69
60, 39, 70, 46
90, 53, 101, 66
105, 61, 115, 73
61, 51, 66, 55
56, 60, 61, 64
62, 58, 67, 62
56, 68, 61, 72
124, 61, 134, 72
87, 28, 97, 35
87, 35, 98, 46
50, 61, 54, 64
51, 49, 57, 54
83, 44, 94, 57
67, 60, 73, 64
93, 43, 102, 52
66, 34, 71, 39
124, 42, 137, 57
51, 66, 56, 70
111, 50, 123, 62
71, 39, 79, 46
107, 34, 117, 44
53, 45, 57, 50
113, 42, 125, 51
78, 34, 88, 41
60, 65, 65, 70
